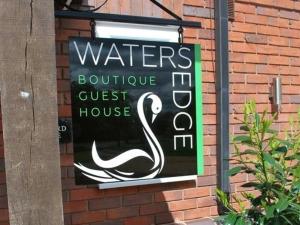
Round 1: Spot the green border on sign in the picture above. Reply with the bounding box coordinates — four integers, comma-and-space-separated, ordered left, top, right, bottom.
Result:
195, 44, 204, 175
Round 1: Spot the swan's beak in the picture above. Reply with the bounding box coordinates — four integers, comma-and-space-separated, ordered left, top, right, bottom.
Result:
152, 114, 157, 123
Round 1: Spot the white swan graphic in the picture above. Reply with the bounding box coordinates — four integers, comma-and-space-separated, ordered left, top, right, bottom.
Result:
74, 92, 165, 182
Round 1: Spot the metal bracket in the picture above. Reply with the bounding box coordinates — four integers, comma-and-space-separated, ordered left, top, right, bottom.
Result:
90, 18, 96, 39
178, 26, 184, 45
149, 0, 182, 21
54, 0, 201, 29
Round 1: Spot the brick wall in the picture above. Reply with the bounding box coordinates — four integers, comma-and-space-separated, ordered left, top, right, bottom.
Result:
1, 0, 300, 224
229, 0, 300, 199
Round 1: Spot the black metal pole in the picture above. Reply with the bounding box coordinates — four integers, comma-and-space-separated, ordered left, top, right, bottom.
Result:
55, 10, 201, 28
215, 0, 230, 214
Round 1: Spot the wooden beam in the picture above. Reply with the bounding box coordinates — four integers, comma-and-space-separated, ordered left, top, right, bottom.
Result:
0, 1, 64, 225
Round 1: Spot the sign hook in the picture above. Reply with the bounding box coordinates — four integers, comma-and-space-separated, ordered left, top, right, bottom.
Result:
90, 19, 96, 39
178, 26, 184, 45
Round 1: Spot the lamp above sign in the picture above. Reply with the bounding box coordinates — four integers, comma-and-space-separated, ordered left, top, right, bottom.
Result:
69, 37, 203, 186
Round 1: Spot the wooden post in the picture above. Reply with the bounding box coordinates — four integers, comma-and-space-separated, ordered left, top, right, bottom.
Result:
0, 1, 64, 225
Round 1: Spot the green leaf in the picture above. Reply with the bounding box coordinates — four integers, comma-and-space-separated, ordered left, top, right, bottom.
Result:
240, 125, 249, 131
241, 182, 260, 188
292, 180, 300, 191
292, 167, 300, 178
239, 149, 257, 155
274, 146, 288, 154
235, 217, 246, 225
233, 135, 252, 142
255, 113, 260, 128
216, 188, 229, 208
265, 128, 277, 134
275, 197, 289, 213
281, 215, 294, 225
224, 213, 238, 225
285, 154, 300, 161
227, 166, 242, 176
265, 205, 275, 219
263, 152, 276, 165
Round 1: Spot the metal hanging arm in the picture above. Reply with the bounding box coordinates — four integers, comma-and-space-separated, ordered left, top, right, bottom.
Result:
149, 0, 182, 21
54, 0, 201, 28
90, 19, 96, 39
55, 10, 201, 28
178, 26, 184, 45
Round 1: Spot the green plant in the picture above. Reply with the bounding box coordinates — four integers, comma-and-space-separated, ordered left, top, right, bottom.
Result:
216, 101, 300, 225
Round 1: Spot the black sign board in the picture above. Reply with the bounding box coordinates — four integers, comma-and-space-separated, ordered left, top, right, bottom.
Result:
69, 37, 203, 185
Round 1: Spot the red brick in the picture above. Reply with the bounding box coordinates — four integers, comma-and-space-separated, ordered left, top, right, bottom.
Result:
245, 15, 268, 25
229, 32, 245, 42
103, 187, 138, 197
72, 210, 106, 224
64, 200, 87, 213
291, 39, 300, 48
197, 196, 216, 207
230, 43, 256, 53
60, 154, 74, 166
56, 55, 69, 67
279, 47, 300, 58
70, 188, 103, 201
140, 202, 169, 215
246, 74, 269, 84
124, 216, 154, 225
245, 34, 267, 44
107, 206, 139, 219
155, 211, 184, 224
256, 65, 279, 74
235, 3, 256, 14
231, 22, 256, 33
89, 196, 121, 210
268, 36, 289, 47
168, 199, 197, 211
256, 6, 278, 17
0, 197, 8, 209
155, 190, 182, 202
0, 173, 5, 185
280, 28, 299, 38
203, 115, 216, 125
257, 25, 280, 36
184, 187, 210, 199
57, 80, 71, 92
244, 54, 268, 64
58, 105, 72, 117
268, 56, 290, 65
0, 209, 9, 222
197, 176, 216, 186
232, 63, 256, 73
56, 29, 79, 41
204, 156, 216, 166
61, 19, 90, 30
123, 193, 153, 206
230, 174, 247, 183
184, 207, 211, 220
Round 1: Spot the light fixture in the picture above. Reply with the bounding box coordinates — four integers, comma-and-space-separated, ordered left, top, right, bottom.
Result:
269, 77, 282, 113
96, 21, 179, 43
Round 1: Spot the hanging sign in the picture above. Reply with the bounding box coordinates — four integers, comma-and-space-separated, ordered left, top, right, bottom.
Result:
69, 37, 203, 185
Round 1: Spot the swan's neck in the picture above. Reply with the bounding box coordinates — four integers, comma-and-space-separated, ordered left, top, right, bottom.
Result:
137, 93, 164, 171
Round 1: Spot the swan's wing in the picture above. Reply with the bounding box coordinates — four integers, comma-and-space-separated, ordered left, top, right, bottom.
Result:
105, 168, 160, 181
92, 141, 153, 169
74, 163, 111, 178
114, 170, 134, 176
81, 172, 119, 182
